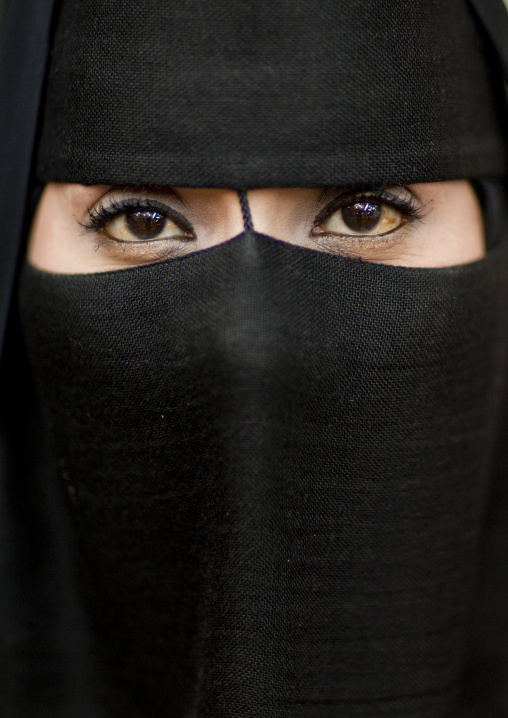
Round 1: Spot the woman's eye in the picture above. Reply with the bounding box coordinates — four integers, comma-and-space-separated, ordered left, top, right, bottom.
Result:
102, 209, 193, 242
314, 201, 405, 237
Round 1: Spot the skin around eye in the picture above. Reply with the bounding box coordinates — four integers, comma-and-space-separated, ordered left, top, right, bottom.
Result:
27, 181, 485, 273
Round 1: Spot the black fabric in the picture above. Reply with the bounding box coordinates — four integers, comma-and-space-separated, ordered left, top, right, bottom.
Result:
0, 1, 100, 714
468, 0, 508, 78
0, 320, 109, 718
36, 0, 508, 188
0, 0, 54, 352
18, 227, 508, 717
460, 190, 508, 716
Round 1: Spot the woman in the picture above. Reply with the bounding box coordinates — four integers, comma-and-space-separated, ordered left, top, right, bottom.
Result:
1, 0, 508, 716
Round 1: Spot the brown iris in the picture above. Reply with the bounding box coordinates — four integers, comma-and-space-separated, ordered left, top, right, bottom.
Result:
126, 210, 165, 239
341, 202, 382, 233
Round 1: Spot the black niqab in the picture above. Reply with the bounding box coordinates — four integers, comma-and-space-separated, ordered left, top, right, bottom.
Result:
18, 222, 508, 716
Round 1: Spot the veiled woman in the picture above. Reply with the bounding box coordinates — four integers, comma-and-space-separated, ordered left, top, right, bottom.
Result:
1, 0, 508, 715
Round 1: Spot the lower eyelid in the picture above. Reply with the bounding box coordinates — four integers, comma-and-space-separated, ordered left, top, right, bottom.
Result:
311, 221, 416, 258
93, 234, 192, 263
312, 230, 413, 260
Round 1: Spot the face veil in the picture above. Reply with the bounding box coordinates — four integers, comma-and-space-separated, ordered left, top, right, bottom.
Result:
17, 222, 508, 717
2, 0, 508, 717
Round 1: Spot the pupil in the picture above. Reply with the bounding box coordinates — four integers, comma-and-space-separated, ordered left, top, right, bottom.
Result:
342, 202, 382, 232
126, 210, 165, 239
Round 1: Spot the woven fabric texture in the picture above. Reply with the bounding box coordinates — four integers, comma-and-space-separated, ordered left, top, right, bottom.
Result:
18, 228, 508, 717
36, 0, 507, 187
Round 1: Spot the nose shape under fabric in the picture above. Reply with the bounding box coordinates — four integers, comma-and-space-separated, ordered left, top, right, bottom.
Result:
18, 226, 508, 716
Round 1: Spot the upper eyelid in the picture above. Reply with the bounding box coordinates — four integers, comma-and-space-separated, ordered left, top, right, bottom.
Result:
80, 196, 195, 235
312, 187, 426, 227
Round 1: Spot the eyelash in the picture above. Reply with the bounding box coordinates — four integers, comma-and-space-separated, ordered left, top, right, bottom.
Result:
312, 187, 426, 234
81, 187, 425, 242
81, 197, 194, 237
